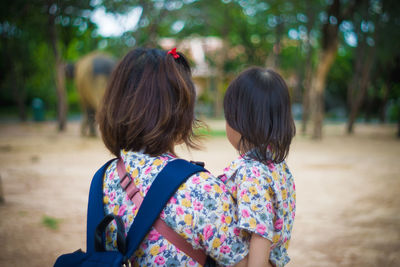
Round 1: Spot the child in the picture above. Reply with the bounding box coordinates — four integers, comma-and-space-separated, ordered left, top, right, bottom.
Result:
220, 67, 296, 267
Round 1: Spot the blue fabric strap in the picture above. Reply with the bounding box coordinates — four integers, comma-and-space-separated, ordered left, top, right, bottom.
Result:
86, 159, 116, 253
124, 159, 205, 260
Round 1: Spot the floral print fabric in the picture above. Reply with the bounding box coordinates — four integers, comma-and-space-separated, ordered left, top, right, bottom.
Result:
103, 150, 249, 266
220, 154, 296, 267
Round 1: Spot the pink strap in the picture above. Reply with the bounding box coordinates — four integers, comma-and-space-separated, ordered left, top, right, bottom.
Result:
116, 159, 207, 265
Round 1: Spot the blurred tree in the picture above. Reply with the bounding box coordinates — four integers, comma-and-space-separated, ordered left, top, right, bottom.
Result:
346, 0, 376, 133
0, 0, 95, 130
299, 0, 320, 134
309, 0, 362, 139
46, 0, 94, 131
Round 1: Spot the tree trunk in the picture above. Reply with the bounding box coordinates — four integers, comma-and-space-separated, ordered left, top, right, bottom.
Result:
48, 3, 67, 131
55, 59, 67, 130
309, 0, 352, 139
347, 49, 374, 133
397, 107, 400, 138
301, 18, 315, 135
0, 175, 4, 204
3, 35, 27, 121
11, 69, 27, 121
310, 45, 338, 139
379, 83, 389, 123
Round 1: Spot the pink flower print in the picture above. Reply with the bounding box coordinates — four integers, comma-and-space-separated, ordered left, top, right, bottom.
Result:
132, 206, 137, 214
274, 218, 284, 231
220, 245, 231, 254
169, 197, 177, 204
185, 192, 191, 201
266, 203, 272, 213
109, 172, 114, 181
267, 162, 276, 171
160, 211, 166, 219
148, 229, 161, 241
154, 256, 165, 265
219, 174, 228, 182
189, 260, 196, 266
292, 212, 296, 220
194, 236, 200, 245
193, 201, 203, 211
283, 202, 288, 209
159, 244, 167, 252
160, 156, 169, 161
203, 225, 213, 240
145, 166, 152, 175
204, 184, 212, 192
185, 228, 192, 235
192, 176, 200, 184
109, 191, 116, 202
231, 185, 237, 193
252, 167, 260, 177
223, 167, 230, 172
240, 189, 247, 198
221, 215, 226, 223
241, 209, 250, 218
220, 184, 227, 193
220, 234, 226, 243
117, 204, 127, 216
145, 185, 151, 194
234, 227, 241, 236
293, 183, 296, 190
176, 206, 184, 215
256, 224, 267, 235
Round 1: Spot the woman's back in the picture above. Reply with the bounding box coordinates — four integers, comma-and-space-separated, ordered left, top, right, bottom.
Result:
103, 150, 249, 266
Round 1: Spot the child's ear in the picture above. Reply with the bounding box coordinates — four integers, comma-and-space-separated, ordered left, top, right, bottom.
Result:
225, 122, 241, 150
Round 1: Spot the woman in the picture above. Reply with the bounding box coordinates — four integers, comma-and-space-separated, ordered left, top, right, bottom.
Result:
97, 47, 249, 266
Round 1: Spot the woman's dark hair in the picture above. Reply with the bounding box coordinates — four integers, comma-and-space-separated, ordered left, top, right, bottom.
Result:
97, 48, 200, 157
224, 67, 296, 164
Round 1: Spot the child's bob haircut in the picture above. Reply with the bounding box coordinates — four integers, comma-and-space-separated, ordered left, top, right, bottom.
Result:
224, 67, 296, 164
97, 48, 200, 157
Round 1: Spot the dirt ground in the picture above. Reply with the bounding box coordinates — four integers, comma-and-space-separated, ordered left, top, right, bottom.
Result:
0, 120, 399, 267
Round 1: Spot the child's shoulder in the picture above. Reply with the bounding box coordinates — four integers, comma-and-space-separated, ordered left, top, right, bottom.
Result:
231, 155, 293, 183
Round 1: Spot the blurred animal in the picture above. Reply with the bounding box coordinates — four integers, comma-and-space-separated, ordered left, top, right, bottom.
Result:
69, 52, 116, 136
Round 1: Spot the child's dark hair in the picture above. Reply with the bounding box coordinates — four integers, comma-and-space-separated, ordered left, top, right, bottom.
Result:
224, 67, 296, 164
97, 48, 200, 157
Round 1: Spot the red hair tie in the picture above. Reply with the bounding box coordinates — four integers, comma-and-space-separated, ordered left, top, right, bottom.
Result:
167, 47, 180, 59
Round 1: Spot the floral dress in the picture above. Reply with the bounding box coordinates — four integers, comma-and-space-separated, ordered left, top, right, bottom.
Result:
219, 153, 296, 267
103, 150, 250, 266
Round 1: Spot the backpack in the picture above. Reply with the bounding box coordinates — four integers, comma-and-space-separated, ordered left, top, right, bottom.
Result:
54, 158, 215, 267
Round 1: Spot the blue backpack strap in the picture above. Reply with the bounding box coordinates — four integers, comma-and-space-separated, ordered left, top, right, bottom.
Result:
86, 159, 116, 253
124, 159, 205, 261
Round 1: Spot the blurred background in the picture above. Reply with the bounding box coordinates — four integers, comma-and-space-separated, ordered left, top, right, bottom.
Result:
0, 0, 399, 136
1, 0, 400, 266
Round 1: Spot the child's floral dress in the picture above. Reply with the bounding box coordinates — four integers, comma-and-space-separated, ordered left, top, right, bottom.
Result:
103, 150, 249, 266
220, 153, 296, 267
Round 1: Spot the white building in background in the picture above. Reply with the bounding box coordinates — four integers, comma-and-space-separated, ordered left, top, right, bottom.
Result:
159, 37, 223, 95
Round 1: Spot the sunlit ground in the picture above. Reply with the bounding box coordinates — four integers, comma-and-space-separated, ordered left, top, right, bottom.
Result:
0, 120, 399, 266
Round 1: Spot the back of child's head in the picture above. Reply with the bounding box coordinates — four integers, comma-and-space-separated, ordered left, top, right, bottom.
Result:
224, 67, 296, 164
97, 48, 200, 157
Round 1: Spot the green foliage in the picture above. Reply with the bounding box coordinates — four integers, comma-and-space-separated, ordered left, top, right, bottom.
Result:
326, 47, 354, 108
1, 0, 400, 123
196, 128, 226, 138
41, 215, 61, 230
